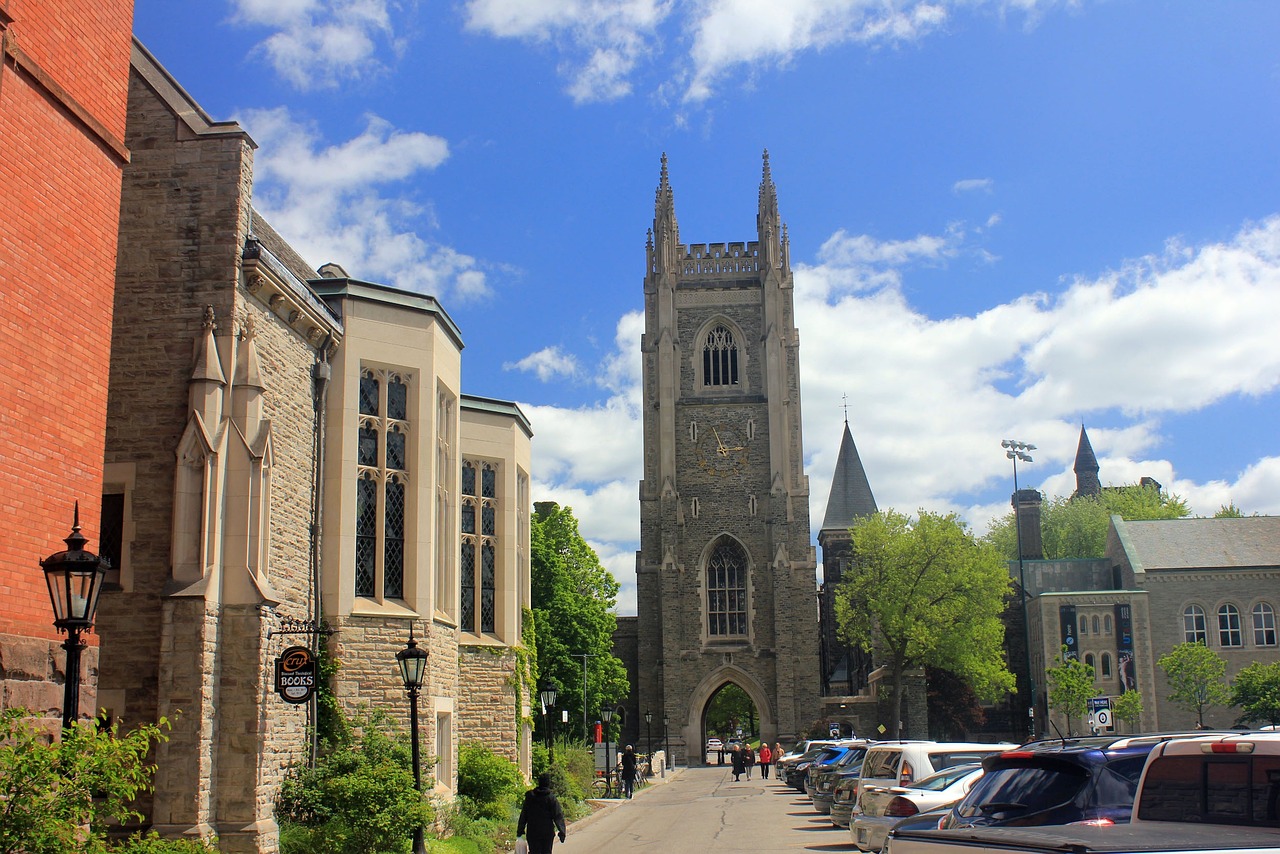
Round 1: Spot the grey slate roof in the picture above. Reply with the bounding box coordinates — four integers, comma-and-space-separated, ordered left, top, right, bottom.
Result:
820, 422, 878, 532
1118, 516, 1280, 570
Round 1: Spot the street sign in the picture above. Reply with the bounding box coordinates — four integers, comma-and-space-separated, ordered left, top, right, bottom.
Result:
829, 723, 840, 738
1087, 697, 1113, 732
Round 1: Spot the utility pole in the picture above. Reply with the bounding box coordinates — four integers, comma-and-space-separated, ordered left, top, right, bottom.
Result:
573, 653, 596, 743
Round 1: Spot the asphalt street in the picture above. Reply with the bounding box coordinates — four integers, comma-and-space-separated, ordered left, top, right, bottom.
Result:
554, 765, 851, 853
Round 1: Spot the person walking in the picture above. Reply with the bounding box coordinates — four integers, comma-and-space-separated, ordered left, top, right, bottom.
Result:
758, 742, 772, 780
621, 744, 638, 799
730, 743, 745, 781
744, 744, 756, 780
517, 773, 567, 854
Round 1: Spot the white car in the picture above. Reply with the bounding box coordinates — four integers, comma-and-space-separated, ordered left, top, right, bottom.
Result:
852, 763, 985, 852
706, 738, 724, 753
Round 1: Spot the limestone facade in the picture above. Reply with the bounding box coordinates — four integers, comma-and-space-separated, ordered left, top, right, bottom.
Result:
634, 154, 820, 764
89, 40, 532, 854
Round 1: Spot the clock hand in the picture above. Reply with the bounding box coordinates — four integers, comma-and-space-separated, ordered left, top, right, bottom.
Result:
713, 427, 728, 455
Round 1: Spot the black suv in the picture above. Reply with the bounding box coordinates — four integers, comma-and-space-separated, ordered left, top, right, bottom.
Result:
940, 736, 1183, 829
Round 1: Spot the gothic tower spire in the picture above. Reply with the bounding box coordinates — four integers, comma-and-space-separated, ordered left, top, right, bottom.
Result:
650, 153, 679, 276
1073, 424, 1102, 498
757, 149, 782, 270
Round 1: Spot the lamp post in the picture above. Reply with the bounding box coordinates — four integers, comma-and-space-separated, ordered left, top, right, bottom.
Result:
644, 709, 653, 766
1002, 438, 1037, 741
662, 713, 669, 776
601, 708, 614, 797
540, 686, 558, 761
396, 627, 429, 854
41, 502, 108, 731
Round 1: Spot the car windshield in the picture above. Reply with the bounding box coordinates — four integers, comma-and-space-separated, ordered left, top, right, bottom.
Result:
956, 763, 1087, 819
912, 764, 979, 792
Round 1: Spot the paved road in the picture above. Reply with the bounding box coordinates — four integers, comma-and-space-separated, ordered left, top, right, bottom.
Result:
556, 766, 851, 854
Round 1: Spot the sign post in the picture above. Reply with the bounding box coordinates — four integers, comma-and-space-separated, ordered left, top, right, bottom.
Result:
1087, 696, 1113, 733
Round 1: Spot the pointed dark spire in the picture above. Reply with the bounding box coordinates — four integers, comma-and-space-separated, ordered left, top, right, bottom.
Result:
652, 153, 679, 273
757, 149, 778, 223
821, 421, 878, 532
1073, 424, 1101, 498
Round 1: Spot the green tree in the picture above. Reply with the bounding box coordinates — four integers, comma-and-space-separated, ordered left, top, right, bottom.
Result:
531, 503, 630, 742
1045, 650, 1097, 736
835, 510, 1015, 735
705, 684, 757, 739
1158, 641, 1231, 728
985, 484, 1191, 560
1111, 690, 1144, 733
0, 709, 172, 854
1231, 661, 1280, 728
1214, 502, 1246, 518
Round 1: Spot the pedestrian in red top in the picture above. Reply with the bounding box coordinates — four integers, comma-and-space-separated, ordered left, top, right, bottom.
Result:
758, 742, 773, 780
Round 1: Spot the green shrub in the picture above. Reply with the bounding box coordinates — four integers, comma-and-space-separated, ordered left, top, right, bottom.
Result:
456, 742, 523, 811
0, 707, 172, 854
111, 832, 216, 852
276, 707, 432, 854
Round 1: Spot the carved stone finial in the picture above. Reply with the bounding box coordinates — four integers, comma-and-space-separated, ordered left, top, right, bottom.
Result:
240, 313, 256, 340
203, 305, 216, 330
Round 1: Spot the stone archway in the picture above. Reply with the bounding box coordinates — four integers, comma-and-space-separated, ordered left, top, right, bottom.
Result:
685, 664, 775, 765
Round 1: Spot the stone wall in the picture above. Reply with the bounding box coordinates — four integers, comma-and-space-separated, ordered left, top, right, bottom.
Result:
458, 645, 523, 771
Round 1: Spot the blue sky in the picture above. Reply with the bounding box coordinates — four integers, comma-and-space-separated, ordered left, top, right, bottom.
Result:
133, 0, 1280, 614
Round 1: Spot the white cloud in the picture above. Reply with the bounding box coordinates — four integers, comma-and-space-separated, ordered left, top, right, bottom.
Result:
231, 0, 401, 90
240, 108, 491, 301
954, 178, 994, 194
464, 0, 672, 104
505, 346, 583, 382
527, 215, 1280, 614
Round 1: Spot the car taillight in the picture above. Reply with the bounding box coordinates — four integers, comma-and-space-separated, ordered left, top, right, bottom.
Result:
886, 797, 919, 818
1068, 818, 1115, 827
900, 761, 914, 785
999, 750, 1035, 759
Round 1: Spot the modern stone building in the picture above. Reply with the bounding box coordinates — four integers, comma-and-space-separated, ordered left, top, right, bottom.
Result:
89, 40, 533, 853
633, 154, 821, 763
0, 0, 134, 728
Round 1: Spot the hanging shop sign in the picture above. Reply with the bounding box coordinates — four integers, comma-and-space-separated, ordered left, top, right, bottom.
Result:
275, 645, 318, 704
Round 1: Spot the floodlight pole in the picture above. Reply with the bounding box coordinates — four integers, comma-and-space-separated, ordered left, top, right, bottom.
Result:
1003, 438, 1037, 741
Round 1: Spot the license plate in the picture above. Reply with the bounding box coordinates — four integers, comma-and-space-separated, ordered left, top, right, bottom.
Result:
856, 828, 869, 845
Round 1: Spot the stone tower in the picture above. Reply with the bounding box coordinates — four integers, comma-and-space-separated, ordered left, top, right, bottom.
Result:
635, 153, 820, 763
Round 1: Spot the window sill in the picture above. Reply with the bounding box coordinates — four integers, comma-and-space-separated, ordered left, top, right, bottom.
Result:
350, 598, 419, 619
460, 633, 509, 648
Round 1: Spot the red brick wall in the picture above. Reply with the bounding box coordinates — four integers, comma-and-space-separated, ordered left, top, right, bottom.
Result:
0, 1, 133, 663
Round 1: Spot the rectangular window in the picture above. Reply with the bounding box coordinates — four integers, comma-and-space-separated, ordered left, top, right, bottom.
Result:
460, 458, 500, 635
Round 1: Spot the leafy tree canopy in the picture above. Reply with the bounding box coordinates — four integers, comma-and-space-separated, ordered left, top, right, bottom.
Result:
985, 484, 1191, 560
1045, 650, 1098, 736
1231, 661, 1280, 728
531, 502, 630, 741
1111, 690, 1144, 733
1158, 641, 1232, 728
835, 509, 1015, 733
705, 684, 757, 740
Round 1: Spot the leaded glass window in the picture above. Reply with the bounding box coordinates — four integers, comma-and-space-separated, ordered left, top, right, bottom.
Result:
460, 459, 499, 634
354, 368, 411, 601
707, 539, 748, 637
702, 325, 739, 387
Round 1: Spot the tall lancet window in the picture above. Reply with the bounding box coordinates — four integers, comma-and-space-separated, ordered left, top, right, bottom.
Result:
703, 325, 739, 387
355, 368, 409, 600
707, 538, 748, 637
461, 459, 498, 633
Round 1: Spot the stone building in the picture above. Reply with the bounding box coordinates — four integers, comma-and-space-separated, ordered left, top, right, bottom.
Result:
0, 0, 134, 726
1009, 427, 1280, 737
90, 40, 532, 853
633, 154, 821, 763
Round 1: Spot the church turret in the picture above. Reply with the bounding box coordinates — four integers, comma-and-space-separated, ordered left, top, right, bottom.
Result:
649, 152, 680, 280
757, 150, 787, 274
1073, 424, 1101, 498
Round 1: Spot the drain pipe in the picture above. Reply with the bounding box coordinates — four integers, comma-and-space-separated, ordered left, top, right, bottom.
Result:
308, 341, 332, 768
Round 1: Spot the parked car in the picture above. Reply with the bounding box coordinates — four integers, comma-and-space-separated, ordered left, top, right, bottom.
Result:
939, 735, 1191, 830
786, 743, 846, 793
706, 737, 724, 754
852, 763, 983, 852
830, 774, 863, 828
776, 738, 836, 776
859, 741, 1015, 793
1132, 730, 1280, 827
811, 741, 873, 814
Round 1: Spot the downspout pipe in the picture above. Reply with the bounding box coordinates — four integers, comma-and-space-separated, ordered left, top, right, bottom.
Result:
309, 342, 332, 768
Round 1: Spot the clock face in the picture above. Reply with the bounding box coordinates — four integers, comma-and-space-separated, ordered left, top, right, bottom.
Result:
695, 423, 748, 477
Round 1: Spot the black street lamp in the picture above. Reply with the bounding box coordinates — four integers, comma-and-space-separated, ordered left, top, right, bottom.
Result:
1003, 438, 1037, 741
601, 707, 614, 797
396, 627, 429, 854
540, 686, 558, 761
662, 713, 670, 776
644, 709, 653, 765
41, 502, 108, 731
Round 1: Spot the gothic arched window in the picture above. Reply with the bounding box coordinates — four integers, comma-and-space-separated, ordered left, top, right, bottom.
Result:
706, 539, 748, 637
702, 325, 739, 387
355, 368, 409, 601
1253, 602, 1277, 646
461, 459, 499, 634
1218, 604, 1242, 647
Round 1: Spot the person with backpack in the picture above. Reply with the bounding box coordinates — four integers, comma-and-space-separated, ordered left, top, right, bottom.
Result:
517, 773, 567, 854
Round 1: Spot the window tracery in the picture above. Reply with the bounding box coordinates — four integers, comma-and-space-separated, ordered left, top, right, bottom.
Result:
355, 368, 410, 600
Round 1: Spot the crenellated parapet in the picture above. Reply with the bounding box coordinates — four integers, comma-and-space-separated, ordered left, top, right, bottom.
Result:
675, 242, 761, 280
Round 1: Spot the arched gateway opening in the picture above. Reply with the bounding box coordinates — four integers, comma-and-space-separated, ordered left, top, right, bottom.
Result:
689, 666, 774, 765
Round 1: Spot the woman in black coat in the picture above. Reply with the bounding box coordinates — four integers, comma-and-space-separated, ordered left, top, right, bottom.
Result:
517, 773, 567, 854
730, 744, 746, 781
